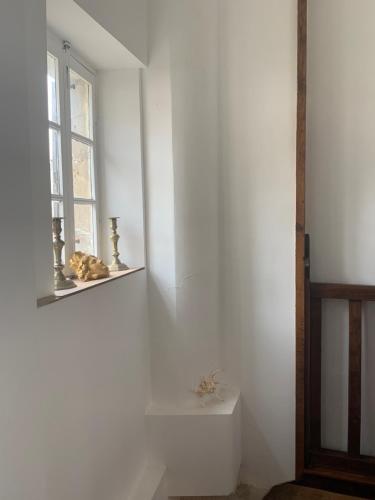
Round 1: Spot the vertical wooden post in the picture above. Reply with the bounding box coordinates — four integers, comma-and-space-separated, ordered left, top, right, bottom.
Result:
296, 0, 308, 479
304, 234, 311, 459
310, 297, 322, 450
348, 300, 362, 457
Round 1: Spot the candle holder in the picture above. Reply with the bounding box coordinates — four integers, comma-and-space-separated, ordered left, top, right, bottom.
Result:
109, 217, 129, 272
52, 217, 76, 291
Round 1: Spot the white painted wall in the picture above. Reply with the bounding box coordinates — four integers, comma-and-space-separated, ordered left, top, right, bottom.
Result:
97, 69, 146, 269
142, 0, 178, 405
3, 0, 300, 495
26, 0, 55, 299
170, 0, 220, 404
307, 0, 375, 455
47, 0, 143, 70
74, 0, 148, 65
143, 0, 220, 407
0, 2, 151, 500
143, 0, 297, 490
219, 0, 297, 489
307, 0, 375, 286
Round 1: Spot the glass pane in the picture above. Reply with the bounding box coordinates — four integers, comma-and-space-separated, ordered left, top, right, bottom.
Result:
72, 139, 93, 199
51, 200, 65, 261
49, 128, 62, 196
47, 53, 59, 124
74, 203, 95, 255
51, 200, 66, 262
51, 199, 64, 218
70, 69, 92, 139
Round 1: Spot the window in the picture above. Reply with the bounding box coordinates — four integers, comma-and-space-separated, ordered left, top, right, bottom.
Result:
47, 34, 98, 260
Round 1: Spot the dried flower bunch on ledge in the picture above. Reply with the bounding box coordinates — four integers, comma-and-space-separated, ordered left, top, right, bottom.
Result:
193, 369, 224, 406
69, 252, 110, 282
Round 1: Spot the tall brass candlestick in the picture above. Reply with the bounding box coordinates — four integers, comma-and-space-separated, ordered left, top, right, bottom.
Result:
52, 217, 76, 291
109, 217, 129, 272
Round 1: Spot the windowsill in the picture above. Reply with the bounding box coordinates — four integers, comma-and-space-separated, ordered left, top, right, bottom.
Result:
37, 267, 145, 308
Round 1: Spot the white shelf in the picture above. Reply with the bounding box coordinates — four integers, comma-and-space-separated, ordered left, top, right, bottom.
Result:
146, 388, 240, 416
37, 267, 144, 307
146, 390, 241, 497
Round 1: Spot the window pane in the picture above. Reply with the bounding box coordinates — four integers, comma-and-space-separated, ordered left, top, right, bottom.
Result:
72, 139, 93, 199
51, 199, 64, 218
49, 128, 62, 196
47, 53, 59, 124
74, 203, 95, 255
70, 69, 92, 139
51, 200, 65, 260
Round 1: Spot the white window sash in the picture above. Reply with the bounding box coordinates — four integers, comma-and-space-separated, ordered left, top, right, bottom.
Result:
47, 30, 100, 260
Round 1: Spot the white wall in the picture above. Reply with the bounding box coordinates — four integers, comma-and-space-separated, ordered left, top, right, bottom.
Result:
143, 0, 221, 407
26, 0, 55, 298
144, 0, 297, 489
0, 1, 150, 500
307, 0, 375, 455
142, 0, 178, 405
170, 0, 220, 404
47, 0, 143, 70
74, 0, 148, 65
2, 0, 300, 495
307, 0, 375, 286
219, 0, 297, 489
97, 69, 146, 268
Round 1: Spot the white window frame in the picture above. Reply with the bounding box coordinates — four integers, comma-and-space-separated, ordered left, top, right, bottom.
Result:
47, 31, 100, 263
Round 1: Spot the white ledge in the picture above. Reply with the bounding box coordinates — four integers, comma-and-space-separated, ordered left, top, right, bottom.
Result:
146, 389, 241, 496
37, 267, 144, 307
146, 388, 240, 416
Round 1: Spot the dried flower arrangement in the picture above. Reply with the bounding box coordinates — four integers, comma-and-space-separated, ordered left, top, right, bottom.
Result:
193, 370, 224, 406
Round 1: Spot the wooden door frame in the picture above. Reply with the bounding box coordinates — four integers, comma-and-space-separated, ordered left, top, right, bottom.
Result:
295, 0, 307, 481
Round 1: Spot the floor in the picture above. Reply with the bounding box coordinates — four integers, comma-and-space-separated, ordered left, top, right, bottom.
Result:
177, 483, 364, 500
264, 484, 364, 499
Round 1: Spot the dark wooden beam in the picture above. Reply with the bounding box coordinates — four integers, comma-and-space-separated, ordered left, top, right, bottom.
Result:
311, 283, 375, 301
304, 235, 311, 464
301, 468, 375, 498
310, 297, 322, 450
348, 300, 362, 457
296, 0, 308, 480
309, 449, 375, 477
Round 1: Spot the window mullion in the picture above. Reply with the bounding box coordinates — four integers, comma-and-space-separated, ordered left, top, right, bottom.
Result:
91, 75, 100, 258
71, 131, 94, 147
59, 48, 75, 266
73, 197, 96, 205
48, 120, 61, 132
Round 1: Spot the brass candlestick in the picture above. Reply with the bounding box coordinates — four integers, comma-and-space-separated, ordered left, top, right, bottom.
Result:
109, 217, 128, 271
52, 217, 76, 291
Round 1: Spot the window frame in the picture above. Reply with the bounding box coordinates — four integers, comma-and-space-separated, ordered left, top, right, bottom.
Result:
47, 31, 100, 263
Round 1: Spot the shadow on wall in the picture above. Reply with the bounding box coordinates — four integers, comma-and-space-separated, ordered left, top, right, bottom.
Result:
147, 275, 184, 405
241, 401, 289, 490
218, 0, 296, 490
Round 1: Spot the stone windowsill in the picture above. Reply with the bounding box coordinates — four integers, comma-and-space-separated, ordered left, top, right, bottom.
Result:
37, 267, 145, 307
